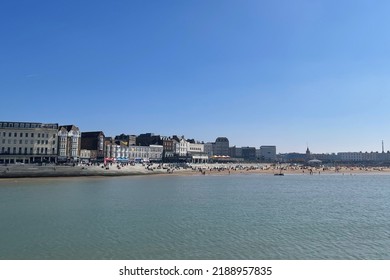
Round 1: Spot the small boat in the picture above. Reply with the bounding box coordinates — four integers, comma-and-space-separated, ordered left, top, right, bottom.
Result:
274, 164, 284, 176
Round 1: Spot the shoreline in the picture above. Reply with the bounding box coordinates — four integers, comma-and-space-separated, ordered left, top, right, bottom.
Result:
2, 163, 390, 179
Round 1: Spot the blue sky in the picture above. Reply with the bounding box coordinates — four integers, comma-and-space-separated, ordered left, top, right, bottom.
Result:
1, 0, 390, 153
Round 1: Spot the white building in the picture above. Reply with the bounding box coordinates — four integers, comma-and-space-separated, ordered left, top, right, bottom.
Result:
0, 121, 59, 164
129, 146, 148, 161
187, 142, 204, 154
338, 151, 390, 162
176, 138, 188, 157
149, 145, 164, 162
57, 125, 81, 163
259, 146, 276, 162
187, 142, 208, 163
338, 152, 363, 162
80, 149, 91, 162
128, 145, 163, 162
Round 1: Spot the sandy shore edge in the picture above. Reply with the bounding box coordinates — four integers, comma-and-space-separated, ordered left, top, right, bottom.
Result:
2, 163, 390, 179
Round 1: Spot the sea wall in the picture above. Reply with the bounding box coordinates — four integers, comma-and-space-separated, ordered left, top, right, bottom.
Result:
0, 164, 169, 178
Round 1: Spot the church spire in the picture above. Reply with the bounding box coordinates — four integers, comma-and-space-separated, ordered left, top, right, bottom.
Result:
306, 145, 311, 160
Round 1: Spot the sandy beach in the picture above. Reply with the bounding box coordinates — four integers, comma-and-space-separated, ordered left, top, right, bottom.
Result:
1, 162, 390, 178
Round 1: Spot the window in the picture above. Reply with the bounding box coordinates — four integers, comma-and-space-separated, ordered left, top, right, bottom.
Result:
45, 148, 48, 154
3, 132, 5, 137
7, 147, 10, 154
25, 133, 28, 137
37, 140, 40, 144
25, 140, 28, 144
9, 133, 11, 137
46, 140, 48, 145
8, 139, 11, 144
52, 140, 56, 145
38, 133, 40, 138
31, 133, 34, 137
13, 139, 16, 144
24, 147, 27, 154
41, 148, 44, 153
20, 133, 23, 137
1, 139, 4, 144
19, 147, 22, 154
30, 148, 33, 154
1, 147, 4, 153
30, 140, 34, 144
19, 139, 22, 144
13, 147, 16, 154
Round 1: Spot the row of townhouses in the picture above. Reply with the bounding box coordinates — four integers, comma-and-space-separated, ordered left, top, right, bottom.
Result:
0, 121, 277, 164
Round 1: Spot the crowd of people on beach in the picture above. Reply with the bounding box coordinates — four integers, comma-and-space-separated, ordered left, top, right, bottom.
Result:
2, 160, 390, 178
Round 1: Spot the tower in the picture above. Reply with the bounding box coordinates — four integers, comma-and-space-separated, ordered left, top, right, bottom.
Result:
305, 145, 311, 160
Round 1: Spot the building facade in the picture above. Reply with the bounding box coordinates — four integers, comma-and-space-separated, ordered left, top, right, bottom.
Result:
174, 137, 189, 157
161, 136, 175, 161
128, 145, 163, 162
213, 137, 229, 156
80, 149, 91, 162
230, 146, 243, 158
148, 145, 164, 162
259, 146, 276, 162
80, 131, 105, 162
204, 142, 214, 158
57, 125, 81, 163
136, 133, 163, 146
114, 134, 136, 146
241, 147, 257, 161
0, 121, 58, 164
187, 142, 208, 163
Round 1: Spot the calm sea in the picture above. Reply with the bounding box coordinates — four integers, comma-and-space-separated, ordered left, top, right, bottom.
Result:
0, 174, 389, 260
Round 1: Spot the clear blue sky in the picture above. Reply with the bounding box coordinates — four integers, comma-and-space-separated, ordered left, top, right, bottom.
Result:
1, 0, 390, 153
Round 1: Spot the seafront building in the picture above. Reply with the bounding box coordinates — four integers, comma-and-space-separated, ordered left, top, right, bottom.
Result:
80, 131, 105, 163
80, 149, 91, 162
213, 137, 230, 156
57, 125, 81, 163
148, 145, 164, 162
229, 146, 242, 158
241, 147, 257, 161
161, 136, 175, 161
103, 137, 117, 163
128, 145, 163, 162
173, 136, 188, 157
204, 142, 214, 158
187, 142, 208, 163
0, 121, 59, 164
338, 151, 390, 162
258, 146, 276, 162
136, 133, 163, 146
114, 134, 136, 146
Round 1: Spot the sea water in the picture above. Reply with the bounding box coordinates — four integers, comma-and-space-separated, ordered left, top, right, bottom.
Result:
0, 174, 389, 259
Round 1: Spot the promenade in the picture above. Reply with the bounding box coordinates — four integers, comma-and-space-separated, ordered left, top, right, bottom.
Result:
0, 163, 173, 178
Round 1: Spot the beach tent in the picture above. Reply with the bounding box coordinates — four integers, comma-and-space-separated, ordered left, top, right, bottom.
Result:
307, 159, 322, 166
